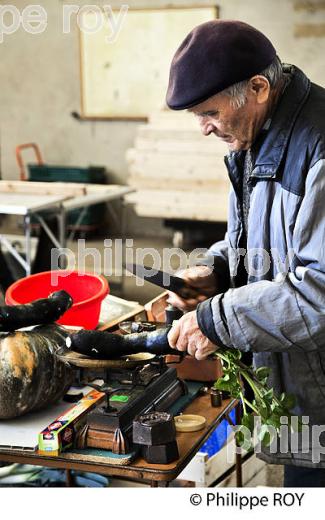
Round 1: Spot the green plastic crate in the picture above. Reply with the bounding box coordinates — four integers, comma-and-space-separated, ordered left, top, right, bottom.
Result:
27, 164, 107, 230
28, 165, 106, 184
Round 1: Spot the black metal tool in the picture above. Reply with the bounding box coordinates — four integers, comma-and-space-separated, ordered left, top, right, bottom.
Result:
76, 359, 187, 455
125, 263, 199, 300
141, 441, 179, 464
133, 411, 176, 446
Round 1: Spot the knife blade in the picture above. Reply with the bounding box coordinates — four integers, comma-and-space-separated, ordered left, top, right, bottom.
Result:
125, 263, 199, 300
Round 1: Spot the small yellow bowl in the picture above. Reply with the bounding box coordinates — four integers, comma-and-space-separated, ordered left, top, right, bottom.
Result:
174, 414, 206, 432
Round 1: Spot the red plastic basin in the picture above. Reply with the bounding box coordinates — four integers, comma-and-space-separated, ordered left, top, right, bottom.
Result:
5, 270, 109, 329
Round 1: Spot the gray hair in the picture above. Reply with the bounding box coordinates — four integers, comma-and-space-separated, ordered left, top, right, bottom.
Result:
223, 55, 283, 108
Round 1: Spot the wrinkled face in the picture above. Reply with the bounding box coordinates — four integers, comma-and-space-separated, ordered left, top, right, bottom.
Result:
188, 76, 271, 151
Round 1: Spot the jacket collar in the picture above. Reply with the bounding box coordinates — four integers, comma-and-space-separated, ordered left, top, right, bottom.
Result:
227, 65, 311, 180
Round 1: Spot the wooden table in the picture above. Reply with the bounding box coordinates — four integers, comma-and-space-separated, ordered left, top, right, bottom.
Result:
0, 395, 241, 488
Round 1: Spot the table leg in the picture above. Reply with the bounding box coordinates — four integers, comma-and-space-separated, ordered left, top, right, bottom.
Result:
235, 404, 243, 487
225, 403, 243, 487
65, 469, 74, 487
149, 481, 170, 488
24, 214, 32, 276
58, 205, 67, 268
58, 205, 66, 249
120, 197, 126, 295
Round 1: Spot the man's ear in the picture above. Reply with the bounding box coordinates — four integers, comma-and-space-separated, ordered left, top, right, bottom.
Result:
248, 75, 270, 104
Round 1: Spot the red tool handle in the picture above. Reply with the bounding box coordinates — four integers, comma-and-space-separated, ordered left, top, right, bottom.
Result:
16, 143, 44, 181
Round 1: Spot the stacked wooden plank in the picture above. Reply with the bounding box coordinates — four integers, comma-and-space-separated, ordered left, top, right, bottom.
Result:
126, 110, 230, 222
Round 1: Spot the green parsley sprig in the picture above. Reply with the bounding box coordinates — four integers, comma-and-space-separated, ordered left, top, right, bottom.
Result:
213, 347, 299, 446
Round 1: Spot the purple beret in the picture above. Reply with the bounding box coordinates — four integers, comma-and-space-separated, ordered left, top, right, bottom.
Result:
166, 20, 276, 110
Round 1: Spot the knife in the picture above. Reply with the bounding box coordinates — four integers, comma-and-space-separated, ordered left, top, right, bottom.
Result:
125, 263, 199, 300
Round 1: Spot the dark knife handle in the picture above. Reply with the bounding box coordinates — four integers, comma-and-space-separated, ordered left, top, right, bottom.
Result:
165, 304, 184, 325
168, 277, 200, 299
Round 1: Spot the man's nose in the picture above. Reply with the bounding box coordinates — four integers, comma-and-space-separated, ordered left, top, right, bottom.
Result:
199, 118, 214, 136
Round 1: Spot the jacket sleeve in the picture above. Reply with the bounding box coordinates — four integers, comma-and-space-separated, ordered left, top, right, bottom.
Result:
197, 159, 325, 353
205, 236, 231, 291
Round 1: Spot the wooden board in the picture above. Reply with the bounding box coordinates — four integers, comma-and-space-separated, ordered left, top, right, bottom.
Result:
97, 293, 145, 331
127, 152, 227, 180
128, 204, 228, 222
130, 204, 228, 222
126, 108, 230, 222
134, 138, 228, 155
0, 181, 130, 196
0, 181, 87, 197
128, 176, 229, 192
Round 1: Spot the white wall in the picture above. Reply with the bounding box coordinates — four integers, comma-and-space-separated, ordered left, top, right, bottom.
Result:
1, 0, 324, 233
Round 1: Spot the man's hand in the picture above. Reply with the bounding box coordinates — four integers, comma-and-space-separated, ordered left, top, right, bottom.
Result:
167, 265, 218, 312
167, 311, 217, 360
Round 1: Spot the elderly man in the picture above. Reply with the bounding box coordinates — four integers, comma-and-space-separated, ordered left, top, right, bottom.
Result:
166, 20, 325, 487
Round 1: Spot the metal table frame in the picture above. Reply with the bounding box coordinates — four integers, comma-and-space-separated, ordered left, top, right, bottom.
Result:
0, 186, 133, 277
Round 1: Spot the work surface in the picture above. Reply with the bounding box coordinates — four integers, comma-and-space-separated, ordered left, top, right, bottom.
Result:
0, 395, 237, 486
0, 181, 133, 215
0, 180, 133, 276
